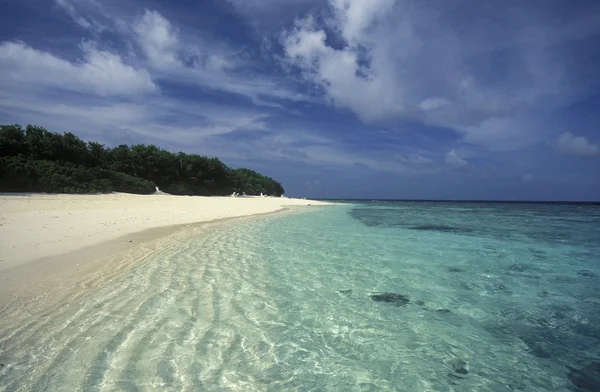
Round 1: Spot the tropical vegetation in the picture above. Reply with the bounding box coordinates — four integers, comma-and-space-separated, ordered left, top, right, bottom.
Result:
0, 124, 284, 196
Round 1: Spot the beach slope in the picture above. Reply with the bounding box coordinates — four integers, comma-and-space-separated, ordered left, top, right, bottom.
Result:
0, 193, 328, 272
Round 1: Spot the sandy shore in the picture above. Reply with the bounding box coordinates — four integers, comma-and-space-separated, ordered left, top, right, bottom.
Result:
0, 193, 329, 311
0, 193, 328, 272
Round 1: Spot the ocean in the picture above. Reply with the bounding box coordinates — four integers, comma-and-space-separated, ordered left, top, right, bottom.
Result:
1, 201, 599, 391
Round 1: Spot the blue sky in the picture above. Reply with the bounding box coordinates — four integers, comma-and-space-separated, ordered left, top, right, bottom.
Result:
0, 0, 599, 200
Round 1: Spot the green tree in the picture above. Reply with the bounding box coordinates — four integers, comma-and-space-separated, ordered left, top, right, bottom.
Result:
0, 124, 285, 197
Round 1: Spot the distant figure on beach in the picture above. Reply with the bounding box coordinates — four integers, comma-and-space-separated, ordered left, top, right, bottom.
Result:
154, 187, 169, 195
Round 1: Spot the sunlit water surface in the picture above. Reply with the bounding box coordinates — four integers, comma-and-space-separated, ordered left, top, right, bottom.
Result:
1, 202, 599, 391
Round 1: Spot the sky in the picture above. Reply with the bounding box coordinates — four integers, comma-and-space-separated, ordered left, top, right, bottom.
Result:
0, 0, 599, 200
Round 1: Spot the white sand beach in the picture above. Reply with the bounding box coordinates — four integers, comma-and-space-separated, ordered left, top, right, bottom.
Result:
0, 193, 329, 308
0, 193, 327, 272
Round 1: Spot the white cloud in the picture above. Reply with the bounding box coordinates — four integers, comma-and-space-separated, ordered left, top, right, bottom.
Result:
132, 10, 181, 68
55, 0, 106, 32
556, 132, 600, 157
0, 86, 273, 149
280, 0, 597, 150
290, 144, 440, 175
56, 0, 91, 29
278, 0, 445, 121
51, 3, 315, 107
199, 125, 439, 176
0, 41, 158, 96
126, 9, 318, 106
418, 98, 449, 111
394, 153, 433, 167
330, 0, 395, 43
446, 149, 469, 168
282, 6, 403, 122
460, 116, 541, 152
284, 26, 328, 63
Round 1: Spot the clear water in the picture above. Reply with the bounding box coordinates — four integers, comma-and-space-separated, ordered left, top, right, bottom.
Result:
1, 202, 600, 391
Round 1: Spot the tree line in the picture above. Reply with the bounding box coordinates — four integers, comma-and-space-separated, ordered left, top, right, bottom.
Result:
0, 124, 284, 196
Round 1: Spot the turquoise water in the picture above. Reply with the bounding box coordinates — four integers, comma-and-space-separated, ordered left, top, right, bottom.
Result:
1, 202, 599, 391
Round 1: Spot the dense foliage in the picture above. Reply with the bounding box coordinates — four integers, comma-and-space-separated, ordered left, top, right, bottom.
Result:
0, 124, 284, 196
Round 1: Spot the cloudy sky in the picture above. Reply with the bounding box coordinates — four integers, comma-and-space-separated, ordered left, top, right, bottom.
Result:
1, 0, 599, 200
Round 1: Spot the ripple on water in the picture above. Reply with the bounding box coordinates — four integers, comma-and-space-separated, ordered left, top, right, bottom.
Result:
1, 204, 599, 391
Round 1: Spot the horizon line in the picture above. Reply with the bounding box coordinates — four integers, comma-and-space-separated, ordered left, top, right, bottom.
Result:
313, 198, 600, 204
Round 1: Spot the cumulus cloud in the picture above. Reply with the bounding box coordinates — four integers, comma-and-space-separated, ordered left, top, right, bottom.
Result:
0, 41, 157, 96
280, 0, 598, 150
132, 10, 181, 68
49, 3, 315, 106
281, 2, 401, 122
556, 132, 600, 157
330, 0, 395, 43
446, 149, 469, 168
126, 10, 317, 106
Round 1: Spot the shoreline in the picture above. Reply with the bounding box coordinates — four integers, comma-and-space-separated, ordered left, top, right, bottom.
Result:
0, 193, 329, 312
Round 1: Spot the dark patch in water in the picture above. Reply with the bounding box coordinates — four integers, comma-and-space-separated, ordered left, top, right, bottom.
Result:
524, 273, 541, 280
415, 300, 425, 306
506, 264, 543, 280
508, 263, 532, 272
437, 309, 451, 313
446, 358, 469, 385
448, 267, 464, 273
449, 358, 469, 376
551, 275, 578, 284
410, 225, 472, 233
567, 362, 600, 392
338, 289, 353, 294
572, 324, 600, 340
447, 372, 465, 385
455, 366, 469, 375
493, 282, 509, 292
519, 335, 552, 359
506, 263, 540, 279
528, 248, 549, 260
578, 270, 595, 278
499, 308, 527, 322
369, 293, 410, 305
460, 282, 479, 291
538, 289, 551, 298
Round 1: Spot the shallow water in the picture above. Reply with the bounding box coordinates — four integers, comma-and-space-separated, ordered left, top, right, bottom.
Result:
1, 202, 599, 391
